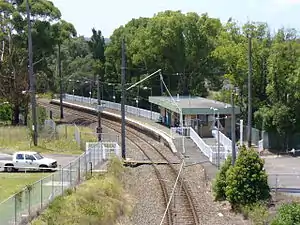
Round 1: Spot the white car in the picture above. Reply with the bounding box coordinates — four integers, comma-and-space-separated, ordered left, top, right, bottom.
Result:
0, 151, 57, 172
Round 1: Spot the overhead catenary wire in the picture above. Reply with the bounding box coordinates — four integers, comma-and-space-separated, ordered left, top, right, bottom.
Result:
159, 159, 185, 225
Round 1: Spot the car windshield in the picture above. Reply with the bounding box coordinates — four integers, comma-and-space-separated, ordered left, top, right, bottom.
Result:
34, 153, 43, 160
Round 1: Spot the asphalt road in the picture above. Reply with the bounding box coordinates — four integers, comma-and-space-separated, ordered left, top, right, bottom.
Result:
263, 156, 300, 190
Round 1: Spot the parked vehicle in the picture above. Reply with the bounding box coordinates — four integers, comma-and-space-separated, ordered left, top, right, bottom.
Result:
0, 151, 57, 172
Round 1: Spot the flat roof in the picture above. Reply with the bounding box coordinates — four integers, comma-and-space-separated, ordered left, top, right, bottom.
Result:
149, 96, 240, 115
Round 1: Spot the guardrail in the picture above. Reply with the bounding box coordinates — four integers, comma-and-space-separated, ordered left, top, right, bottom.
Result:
0, 141, 120, 225
64, 94, 161, 122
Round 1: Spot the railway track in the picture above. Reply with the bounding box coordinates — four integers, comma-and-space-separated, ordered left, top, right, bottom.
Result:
38, 100, 200, 225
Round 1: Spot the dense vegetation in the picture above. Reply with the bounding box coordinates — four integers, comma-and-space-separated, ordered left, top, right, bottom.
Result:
1, 1, 300, 146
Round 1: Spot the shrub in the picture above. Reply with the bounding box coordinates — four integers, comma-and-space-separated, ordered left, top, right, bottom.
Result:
225, 146, 270, 208
212, 155, 232, 201
242, 203, 269, 224
271, 202, 300, 225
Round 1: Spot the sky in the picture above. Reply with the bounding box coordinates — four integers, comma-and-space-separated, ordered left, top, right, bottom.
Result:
51, 0, 300, 38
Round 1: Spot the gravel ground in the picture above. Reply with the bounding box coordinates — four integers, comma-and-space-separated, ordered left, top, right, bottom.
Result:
182, 164, 250, 225
123, 165, 166, 225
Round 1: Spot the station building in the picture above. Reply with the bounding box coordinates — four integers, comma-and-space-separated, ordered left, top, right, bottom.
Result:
149, 95, 240, 138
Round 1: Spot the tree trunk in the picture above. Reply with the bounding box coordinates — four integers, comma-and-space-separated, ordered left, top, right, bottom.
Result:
11, 104, 20, 125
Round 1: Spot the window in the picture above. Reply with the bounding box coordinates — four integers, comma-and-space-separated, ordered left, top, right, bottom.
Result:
16, 154, 24, 160
25, 154, 36, 160
197, 115, 208, 126
34, 153, 43, 160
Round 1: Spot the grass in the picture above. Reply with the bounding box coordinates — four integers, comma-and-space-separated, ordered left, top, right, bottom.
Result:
31, 157, 133, 225
0, 173, 47, 202
0, 124, 97, 155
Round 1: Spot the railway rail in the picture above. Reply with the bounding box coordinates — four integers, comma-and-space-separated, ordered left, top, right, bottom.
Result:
38, 100, 200, 225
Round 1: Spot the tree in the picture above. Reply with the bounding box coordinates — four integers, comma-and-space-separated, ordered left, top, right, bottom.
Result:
225, 146, 270, 208
88, 28, 106, 84
0, 0, 62, 124
212, 155, 232, 201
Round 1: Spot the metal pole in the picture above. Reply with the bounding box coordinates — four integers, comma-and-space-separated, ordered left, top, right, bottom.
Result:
121, 39, 126, 159
231, 92, 236, 165
247, 36, 252, 147
97, 75, 102, 141
217, 112, 220, 169
150, 88, 153, 120
180, 110, 185, 155
58, 43, 63, 119
26, 0, 38, 146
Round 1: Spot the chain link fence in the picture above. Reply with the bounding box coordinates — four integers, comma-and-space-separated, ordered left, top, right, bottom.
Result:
0, 141, 120, 225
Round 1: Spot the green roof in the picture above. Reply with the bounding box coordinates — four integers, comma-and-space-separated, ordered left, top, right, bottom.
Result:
149, 96, 240, 115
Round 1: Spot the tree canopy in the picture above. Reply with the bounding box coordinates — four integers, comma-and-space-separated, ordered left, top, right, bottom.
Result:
1, 4, 300, 142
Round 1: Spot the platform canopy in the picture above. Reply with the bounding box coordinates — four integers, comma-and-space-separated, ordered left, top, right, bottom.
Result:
149, 96, 240, 115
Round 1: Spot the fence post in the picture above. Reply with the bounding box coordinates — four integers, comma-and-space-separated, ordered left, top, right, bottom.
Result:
275, 174, 278, 198
14, 195, 17, 225
28, 187, 31, 216
60, 166, 64, 195
52, 173, 54, 200
40, 179, 43, 209
70, 163, 72, 187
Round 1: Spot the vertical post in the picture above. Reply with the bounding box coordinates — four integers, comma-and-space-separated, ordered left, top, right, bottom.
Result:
150, 88, 153, 120
247, 36, 252, 147
58, 44, 63, 119
26, 0, 38, 146
159, 72, 164, 95
97, 75, 102, 141
121, 38, 126, 159
217, 112, 220, 169
231, 92, 236, 165
14, 195, 17, 225
40, 179, 43, 209
240, 119, 243, 147
180, 110, 185, 155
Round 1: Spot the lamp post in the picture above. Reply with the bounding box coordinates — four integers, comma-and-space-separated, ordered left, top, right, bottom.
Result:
143, 87, 153, 120
211, 107, 220, 169
26, 0, 38, 146
96, 75, 102, 141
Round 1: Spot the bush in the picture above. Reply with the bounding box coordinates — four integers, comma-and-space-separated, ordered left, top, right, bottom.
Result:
271, 202, 300, 225
0, 102, 11, 122
225, 146, 270, 208
242, 203, 269, 224
212, 155, 232, 201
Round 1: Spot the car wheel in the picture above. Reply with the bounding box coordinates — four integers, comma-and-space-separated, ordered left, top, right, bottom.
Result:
6, 166, 14, 172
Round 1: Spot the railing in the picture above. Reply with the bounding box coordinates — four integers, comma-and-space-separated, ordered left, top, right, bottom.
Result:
0, 141, 120, 225
189, 127, 214, 162
170, 127, 190, 138
268, 173, 300, 194
212, 128, 232, 152
64, 94, 161, 122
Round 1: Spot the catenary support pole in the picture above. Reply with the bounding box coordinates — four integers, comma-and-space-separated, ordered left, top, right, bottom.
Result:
121, 39, 126, 159
26, 0, 38, 146
58, 43, 63, 119
231, 92, 236, 165
247, 36, 252, 147
97, 75, 102, 141
217, 112, 220, 169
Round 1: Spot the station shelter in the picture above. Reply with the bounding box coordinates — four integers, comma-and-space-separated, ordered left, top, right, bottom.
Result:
149, 95, 241, 138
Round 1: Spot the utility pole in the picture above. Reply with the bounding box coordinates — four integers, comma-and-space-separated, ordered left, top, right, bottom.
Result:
231, 91, 236, 165
247, 35, 252, 148
121, 38, 126, 159
217, 112, 220, 169
58, 43, 63, 119
26, 0, 38, 146
97, 75, 102, 141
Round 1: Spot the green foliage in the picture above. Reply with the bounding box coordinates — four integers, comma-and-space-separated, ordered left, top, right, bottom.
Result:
241, 203, 269, 224
31, 158, 132, 225
212, 155, 232, 201
0, 102, 11, 121
225, 146, 270, 208
271, 202, 300, 225
27, 106, 47, 131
